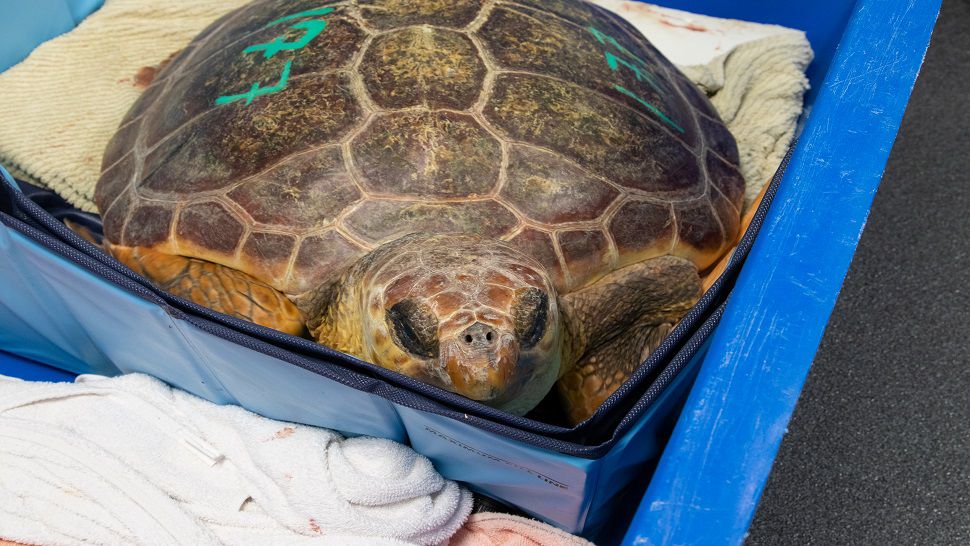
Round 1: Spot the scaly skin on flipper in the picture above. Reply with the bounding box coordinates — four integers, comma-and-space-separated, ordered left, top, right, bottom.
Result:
560, 321, 674, 424
109, 244, 306, 336
558, 255, 701, 424
96, 0, 745, 420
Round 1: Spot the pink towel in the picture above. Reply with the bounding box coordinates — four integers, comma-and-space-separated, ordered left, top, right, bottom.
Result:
447, 513, 594, 546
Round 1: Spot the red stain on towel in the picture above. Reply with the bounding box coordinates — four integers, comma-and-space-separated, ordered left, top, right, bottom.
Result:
308, 518, 322, 533
133, 49, 181, 89
659, 18, 708, 32
132, 66, 158, 90
615, 3, 709, 32
274, 427, 296, 439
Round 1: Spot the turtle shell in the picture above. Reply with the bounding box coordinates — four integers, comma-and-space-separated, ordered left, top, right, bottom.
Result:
96, 0, 745, 297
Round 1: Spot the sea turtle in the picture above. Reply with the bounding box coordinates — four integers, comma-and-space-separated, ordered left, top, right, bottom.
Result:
95, 0, 745, 424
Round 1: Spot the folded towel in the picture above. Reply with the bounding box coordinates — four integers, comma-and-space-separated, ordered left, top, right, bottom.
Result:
0, 373, 472, 545
680, 34, 813, 208
445, 513, 593, 546
0, 0, 811, 214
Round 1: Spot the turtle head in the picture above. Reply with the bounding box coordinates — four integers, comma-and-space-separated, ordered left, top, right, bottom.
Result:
325, 234, 563, 415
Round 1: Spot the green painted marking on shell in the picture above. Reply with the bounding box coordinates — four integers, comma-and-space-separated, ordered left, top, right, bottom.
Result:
587, 26, 648, 67
587, 25, 682, 133
613, 84, 684, 133
603, 50, 662, 94
216, 60, 293, 106
244, 19, 329, 59
215, 6, 334, 106
265, 6, 334, 27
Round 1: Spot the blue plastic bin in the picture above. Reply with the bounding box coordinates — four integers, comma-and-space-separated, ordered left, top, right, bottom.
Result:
0, 0, 941, 543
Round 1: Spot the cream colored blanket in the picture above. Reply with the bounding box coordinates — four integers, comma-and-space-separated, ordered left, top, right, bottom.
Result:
0, 0, 811, 214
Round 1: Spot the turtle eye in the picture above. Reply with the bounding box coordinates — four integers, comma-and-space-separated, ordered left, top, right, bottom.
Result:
513, 288, 549, 348
387, 300, 439, 359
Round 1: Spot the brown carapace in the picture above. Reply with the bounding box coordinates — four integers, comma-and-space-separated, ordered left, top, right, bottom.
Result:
95, 0, 744, 424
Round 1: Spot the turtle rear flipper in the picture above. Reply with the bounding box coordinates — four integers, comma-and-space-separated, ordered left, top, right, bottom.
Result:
108, 245, 306, 337
64, 218, 102, 246
557, 256, 701, 424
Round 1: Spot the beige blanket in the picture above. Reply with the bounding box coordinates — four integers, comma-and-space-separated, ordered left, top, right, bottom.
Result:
0, 0, 811, 214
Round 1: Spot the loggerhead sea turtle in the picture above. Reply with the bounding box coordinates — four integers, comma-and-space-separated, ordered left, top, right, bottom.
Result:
95, 0, 745, 424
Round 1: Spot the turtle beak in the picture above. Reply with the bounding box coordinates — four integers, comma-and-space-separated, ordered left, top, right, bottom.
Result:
441, 322, 519, 402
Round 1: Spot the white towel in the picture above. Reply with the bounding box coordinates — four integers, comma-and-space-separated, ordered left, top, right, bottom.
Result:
0, 373, 472, 545
0, 0, 811, 215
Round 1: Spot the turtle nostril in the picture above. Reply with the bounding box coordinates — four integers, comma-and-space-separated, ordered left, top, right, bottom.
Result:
460, 323, 499, 347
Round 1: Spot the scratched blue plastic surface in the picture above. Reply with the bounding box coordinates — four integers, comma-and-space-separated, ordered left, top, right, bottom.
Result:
624, 0, 942, 544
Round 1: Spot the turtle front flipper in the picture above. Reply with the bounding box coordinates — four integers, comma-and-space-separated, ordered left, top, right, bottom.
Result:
109, 245, 306, 336
557, 256, 701, 425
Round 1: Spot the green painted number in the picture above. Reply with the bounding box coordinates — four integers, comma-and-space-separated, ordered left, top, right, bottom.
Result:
587, 26, 648, 67
588, 25, 683, 133
613, 84, 684, 133
215, 60, 293, 106
214, 6, 336, 106
265, 6, 334, 28
244, 19, 329, 59
603, 50, 662, 94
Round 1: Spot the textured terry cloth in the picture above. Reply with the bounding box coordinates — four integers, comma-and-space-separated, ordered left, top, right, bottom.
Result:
0, 0, 810, 214
679, 34, 813, 209
445, 513, 594, 546
0, 373, 472, 546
